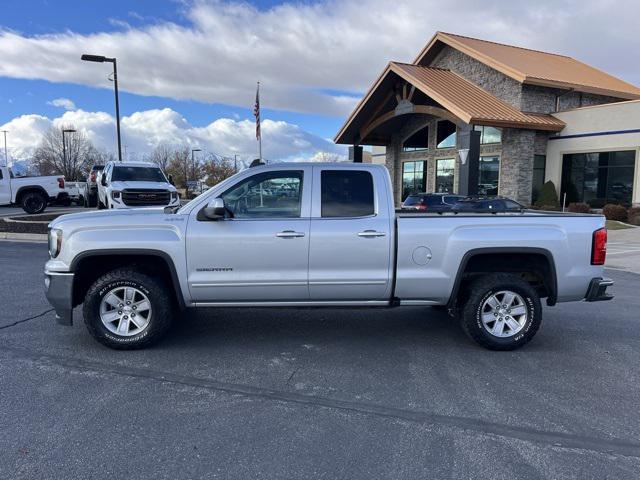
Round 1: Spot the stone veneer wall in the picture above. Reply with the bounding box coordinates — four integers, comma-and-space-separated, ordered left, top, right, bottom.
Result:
520, 85, 624, 113
430, 46, 522, 109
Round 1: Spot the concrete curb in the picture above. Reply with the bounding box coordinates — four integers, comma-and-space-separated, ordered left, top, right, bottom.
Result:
0, 232, 48, 242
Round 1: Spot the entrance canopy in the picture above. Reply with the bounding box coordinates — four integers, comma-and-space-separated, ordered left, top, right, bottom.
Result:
335, 62, 565, 146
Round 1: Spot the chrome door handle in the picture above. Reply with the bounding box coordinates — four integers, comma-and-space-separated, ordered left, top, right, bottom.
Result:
358, 230, 386, 238
276, 230, 306, 238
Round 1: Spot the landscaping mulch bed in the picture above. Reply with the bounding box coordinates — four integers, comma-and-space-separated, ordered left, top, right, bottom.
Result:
0, 218, 49, 234
0, 212, 69, 234
8, 213, 62, 223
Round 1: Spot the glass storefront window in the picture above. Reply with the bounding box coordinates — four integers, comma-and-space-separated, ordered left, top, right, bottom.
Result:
473, 125, 502, 144
479, 156, 500, 195
436, 121, 456, 149
402, 161, 425, 200
436, 158, 455, 193
561, 150, 636, 207
531, 155, 546, 203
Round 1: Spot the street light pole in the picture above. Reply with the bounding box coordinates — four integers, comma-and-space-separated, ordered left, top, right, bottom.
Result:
81, 54, 122, 162
190, 148, 202, 197
62, 129, 77, 179
1, 130, 8, 167
234, 154, 238, 173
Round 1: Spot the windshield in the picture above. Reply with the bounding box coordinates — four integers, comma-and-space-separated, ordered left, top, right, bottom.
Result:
111, 166, 167, 183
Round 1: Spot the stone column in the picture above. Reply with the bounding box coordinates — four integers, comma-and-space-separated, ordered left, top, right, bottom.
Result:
385, 135, 403, 206
500, 129, 535, 204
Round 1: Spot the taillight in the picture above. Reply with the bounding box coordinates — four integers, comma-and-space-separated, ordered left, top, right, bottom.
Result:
416, 204, 427, 211
90, 171, 96, 182
591, 228, 607, 265
58, 178, 65, 189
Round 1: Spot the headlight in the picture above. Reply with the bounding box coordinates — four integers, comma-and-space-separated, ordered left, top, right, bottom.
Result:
48, 228, 63, 258
111, 190, 121, 200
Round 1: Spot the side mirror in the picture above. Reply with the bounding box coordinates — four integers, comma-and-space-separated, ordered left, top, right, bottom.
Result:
168, 174, 175, 186
101, 175, 107, 186
203, 197, 226, 220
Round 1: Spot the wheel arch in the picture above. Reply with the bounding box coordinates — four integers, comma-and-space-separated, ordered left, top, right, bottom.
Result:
69, 249, 185, 310
15, 185, 49, 204
447, 247, 557, 308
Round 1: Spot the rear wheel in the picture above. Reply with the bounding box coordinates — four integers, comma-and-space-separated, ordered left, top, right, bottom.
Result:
21, 191, 48, 214
83, 268, 174, 349
460, 274, 541, 350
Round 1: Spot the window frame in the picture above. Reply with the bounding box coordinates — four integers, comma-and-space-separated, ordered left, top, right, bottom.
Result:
478, 155, 501, 196
319, 169, 377, 219
473, 125, 502, 145
436, 120, 457, 149
435, 157, 455, 194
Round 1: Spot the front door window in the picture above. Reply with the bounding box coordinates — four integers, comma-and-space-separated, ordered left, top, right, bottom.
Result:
221, 171, 303, 218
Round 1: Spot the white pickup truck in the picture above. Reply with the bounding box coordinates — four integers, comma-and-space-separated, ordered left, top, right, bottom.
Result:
0, 165, 67, 214
44, 163, 612, 351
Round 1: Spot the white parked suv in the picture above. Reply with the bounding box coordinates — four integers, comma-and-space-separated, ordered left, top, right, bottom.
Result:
97, 161, 179, 209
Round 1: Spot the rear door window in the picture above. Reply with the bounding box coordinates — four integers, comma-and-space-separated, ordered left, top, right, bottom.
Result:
321, 170, 374, 217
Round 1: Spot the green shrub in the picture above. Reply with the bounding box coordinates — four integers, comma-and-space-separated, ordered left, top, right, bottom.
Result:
568, 202, 591, 213
603, 204, 628, 222
627, 207, 640, 226
534, 181, 559, 208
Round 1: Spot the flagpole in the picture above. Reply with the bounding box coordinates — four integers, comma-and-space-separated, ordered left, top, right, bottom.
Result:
257, 82, 262, 162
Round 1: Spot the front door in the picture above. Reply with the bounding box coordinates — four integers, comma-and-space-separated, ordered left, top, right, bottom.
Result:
186, 168, 311, 302
308, 167, 393, 300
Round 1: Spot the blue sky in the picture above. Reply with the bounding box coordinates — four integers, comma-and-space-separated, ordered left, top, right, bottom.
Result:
1, 0, 639, 161
0, 0, 343, 141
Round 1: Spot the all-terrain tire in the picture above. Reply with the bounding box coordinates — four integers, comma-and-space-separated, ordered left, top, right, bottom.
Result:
21, 191, 48, 214
460, 273, 542, 351
83, 268, 174, 350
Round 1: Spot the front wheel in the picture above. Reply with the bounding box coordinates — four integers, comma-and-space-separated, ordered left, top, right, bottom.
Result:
460, 274, 542, 351
83, 268, 174, 349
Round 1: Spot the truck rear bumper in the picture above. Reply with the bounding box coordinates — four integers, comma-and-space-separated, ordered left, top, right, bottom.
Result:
585, 277, 614, 302
44, 271, 74, 325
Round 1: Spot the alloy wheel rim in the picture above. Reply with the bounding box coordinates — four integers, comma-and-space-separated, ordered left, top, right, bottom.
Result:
481, 290, 528, 338
99, 286, 152, 337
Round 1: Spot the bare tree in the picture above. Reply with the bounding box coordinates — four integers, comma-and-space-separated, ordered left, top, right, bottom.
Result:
148, 143, 173, 172
165, 146, 202, 191
203, 154, 236, 187
32, 125, 95, 180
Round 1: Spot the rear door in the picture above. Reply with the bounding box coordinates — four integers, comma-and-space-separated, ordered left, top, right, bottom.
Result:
308, 166, 393, 300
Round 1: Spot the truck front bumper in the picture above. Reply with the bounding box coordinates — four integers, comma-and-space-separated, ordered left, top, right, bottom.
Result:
44, 271, 74, 325
585, 277, 614, 302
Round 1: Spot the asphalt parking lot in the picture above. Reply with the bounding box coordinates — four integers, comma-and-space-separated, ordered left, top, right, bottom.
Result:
1, 241, 639, 479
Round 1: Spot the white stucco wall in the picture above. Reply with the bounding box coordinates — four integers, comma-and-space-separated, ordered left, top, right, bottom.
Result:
547, 100, 640, 204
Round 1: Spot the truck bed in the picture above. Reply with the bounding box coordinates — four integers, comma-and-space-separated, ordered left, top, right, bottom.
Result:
393, 210, 605, 304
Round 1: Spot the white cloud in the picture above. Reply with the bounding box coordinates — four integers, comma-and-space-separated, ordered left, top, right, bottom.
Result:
47, 97, 76, 110
1, 0, 638, 117
0, 108, 345, 163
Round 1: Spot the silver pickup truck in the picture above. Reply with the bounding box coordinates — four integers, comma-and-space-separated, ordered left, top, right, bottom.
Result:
44, 163, 612, 351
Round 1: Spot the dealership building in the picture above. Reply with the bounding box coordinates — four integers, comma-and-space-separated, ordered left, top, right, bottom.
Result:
335, 32, 640, 207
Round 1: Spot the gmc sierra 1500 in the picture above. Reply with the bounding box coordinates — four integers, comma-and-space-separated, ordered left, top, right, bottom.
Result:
44, 163, 612, 350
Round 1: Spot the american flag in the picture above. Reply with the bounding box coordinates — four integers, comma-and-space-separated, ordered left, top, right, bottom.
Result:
253, 82, 261, 140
